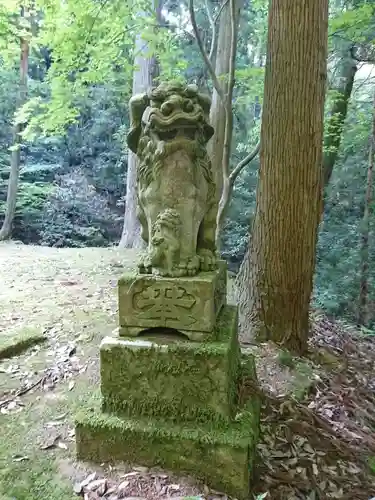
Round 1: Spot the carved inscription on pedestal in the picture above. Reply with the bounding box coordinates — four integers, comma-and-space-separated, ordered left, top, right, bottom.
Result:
132, 282, 198, 329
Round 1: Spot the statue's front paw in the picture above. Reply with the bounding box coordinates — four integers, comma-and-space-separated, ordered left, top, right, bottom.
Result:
182, 255, 200, 276
176, 255, 200, 277
198, 248, 217, 272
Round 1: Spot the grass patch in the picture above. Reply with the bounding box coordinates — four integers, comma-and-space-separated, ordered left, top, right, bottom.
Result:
0, 457, 73, 500
277, 349, 295, 369
0, 243, 140, 499
0, 393, 76, 500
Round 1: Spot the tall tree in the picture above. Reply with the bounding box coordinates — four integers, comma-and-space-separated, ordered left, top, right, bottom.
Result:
357, 89, 375, 327
207, 0, 237, 205
119, 1, 161, 249
0, 4, 30, 241
237, 0, 329, 353
189, 0, 260, 248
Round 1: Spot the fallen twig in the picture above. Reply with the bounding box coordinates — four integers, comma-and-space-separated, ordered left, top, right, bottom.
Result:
0, 375, 45, 409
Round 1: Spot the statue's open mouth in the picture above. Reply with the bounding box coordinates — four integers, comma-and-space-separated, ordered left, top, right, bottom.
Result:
146, 108, 204, 143
156, 126, 197, 142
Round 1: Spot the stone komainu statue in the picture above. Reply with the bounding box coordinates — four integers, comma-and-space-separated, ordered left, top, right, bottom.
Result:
127, 82, 218, 277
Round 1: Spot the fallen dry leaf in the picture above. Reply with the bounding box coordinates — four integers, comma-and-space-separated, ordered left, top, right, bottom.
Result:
12, 455, 29, 462
57, 441, 68, 450
40, 434, 61, 450
117, 480, 130, 492
80, 472, 98, 488
86, 478, 107, 494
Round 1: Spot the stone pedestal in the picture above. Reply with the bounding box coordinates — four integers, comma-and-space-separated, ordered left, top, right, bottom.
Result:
118, 260, 227, 341
75, 264, 260, 499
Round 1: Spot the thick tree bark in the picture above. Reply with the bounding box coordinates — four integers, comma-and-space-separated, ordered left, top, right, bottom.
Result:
237, 0, 329, 354
0, 10, 29, 241
357, 90, 375, 327
119, 2, 161, 249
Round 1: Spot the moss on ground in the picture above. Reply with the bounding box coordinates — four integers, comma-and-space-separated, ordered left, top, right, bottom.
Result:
0, 456, 73, 500
0, 327, 46, 360
0, 389, 86, 500
0, 244, 140, 500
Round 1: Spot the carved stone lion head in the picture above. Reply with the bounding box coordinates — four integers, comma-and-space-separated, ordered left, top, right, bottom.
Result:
127, 82, 214, 155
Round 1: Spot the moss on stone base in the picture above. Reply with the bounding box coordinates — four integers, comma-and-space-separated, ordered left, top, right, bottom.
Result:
100, 305, 240, 424
75, 391, 257, 500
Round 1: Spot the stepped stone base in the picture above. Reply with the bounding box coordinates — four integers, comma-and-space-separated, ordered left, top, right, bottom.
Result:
118, 260, 227, 341
75, 267, 261, 498
75, 390, 259, 500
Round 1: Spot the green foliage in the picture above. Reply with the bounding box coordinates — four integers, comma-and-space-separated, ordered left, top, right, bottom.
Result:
277, 350, 296, 369
329, 3, 375, 44
359, 325, 375, 337
21, 0, 190, 139
221, 164, 257, 269
1, 0, 375, 330
235, 67, 264, 106
0, 160, 56, 241
314, 91, 375, 323
39, 170, 121, 248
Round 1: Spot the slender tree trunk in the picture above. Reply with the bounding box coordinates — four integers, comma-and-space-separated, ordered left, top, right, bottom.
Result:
119, 2, 161, 249
357, 90, 375, 327
208, 0, 242, 211
323, 50, 357, 187
237, 0, 329, 354
208, 2, 230, 205
216, 141, 260, 246
0, 9, 29, 241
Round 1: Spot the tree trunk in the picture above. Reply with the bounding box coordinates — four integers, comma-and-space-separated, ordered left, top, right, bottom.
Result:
323, 50, 357, 187
208, 0, 242, 208
119, 2, 161, 249
357, 90, 375, 327
0, 9, 29, 241
237, 0, 329, 354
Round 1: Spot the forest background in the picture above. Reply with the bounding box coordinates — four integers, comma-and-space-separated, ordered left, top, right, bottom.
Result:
0, 0, 374, 328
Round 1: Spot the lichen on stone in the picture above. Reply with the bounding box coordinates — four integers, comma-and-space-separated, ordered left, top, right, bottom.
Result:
127, 82, 218, 277
74, 81, 261, 499
117, 260, 227, 339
